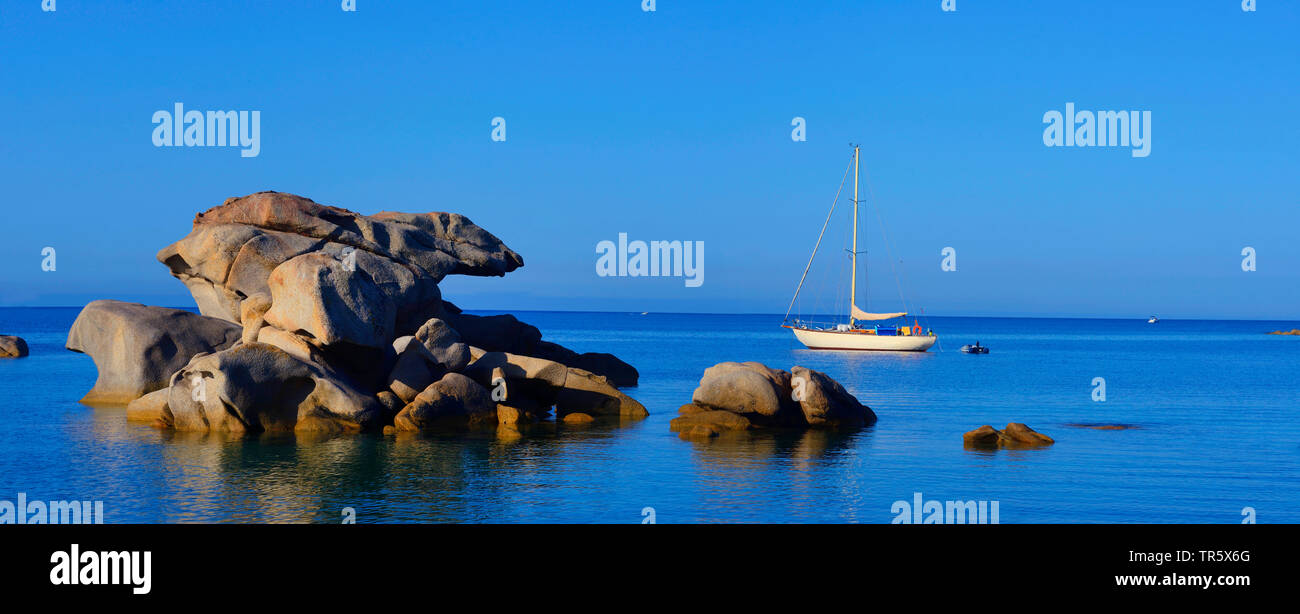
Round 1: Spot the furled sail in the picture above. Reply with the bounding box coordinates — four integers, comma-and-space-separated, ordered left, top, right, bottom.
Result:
852, 305, 905, 321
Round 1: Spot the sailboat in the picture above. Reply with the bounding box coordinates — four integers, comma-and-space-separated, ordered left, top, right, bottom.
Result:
782, 145, 936, 352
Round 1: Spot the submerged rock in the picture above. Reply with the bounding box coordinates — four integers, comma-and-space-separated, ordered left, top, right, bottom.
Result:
1065, 423, 1140, 430
66, 300, 241, 405
680, 424, 721, 439
0, 335, 29, 358
669, 406, 753, 436
561, 412, 595, 425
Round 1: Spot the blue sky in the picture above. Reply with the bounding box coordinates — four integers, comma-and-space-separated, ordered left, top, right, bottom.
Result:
1, 0, 1296, 319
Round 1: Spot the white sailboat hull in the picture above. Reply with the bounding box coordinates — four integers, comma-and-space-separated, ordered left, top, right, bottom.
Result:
791, 327, 936, 352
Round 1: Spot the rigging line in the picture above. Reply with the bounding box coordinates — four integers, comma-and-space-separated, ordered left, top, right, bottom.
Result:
862, 163, 936, 348
859, 163, 911, 316
784, 154, 854, 322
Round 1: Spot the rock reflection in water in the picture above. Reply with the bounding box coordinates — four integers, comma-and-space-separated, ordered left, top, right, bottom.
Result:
677, 428, 874, 522
132, 413, 649, 523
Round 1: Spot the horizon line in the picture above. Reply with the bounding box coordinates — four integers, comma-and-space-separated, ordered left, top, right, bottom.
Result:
2, 305, 1295, 323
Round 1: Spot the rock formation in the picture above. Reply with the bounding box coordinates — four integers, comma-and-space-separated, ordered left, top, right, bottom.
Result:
962, 423, 1055, 449
66, 191, 643, 434
671, 361, 875, 438
0, 335, 29, 358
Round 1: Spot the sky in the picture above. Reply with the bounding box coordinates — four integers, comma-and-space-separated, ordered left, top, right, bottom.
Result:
1, 0, 1296, 320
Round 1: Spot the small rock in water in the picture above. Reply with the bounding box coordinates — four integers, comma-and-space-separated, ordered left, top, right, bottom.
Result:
681, 424, 721, 440
962, 425, 1002, 447
1065, 423, 1139, 430
0, 335, 29, 358
963, 423, 1055, 449
561, 412, 595, 425
670, 408, 752, 434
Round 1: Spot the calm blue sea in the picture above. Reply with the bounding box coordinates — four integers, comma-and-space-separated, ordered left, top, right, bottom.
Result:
0, 307, 1297, 523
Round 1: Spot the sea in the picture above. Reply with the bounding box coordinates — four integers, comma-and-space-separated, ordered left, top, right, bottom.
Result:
0, 307, 1296, 524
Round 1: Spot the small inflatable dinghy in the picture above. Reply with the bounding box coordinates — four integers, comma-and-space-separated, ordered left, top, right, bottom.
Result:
960, 342, 989, 354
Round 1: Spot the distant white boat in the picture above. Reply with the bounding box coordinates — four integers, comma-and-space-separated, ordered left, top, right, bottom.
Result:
1148, 316, 1159, 323
782, 145, 936, 352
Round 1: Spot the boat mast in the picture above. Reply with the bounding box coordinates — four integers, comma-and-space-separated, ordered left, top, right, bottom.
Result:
849, 145, 859, 327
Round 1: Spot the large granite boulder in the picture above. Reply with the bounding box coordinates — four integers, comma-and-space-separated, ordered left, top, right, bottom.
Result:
189, 192, 524, 280
555, 368, 647, 418
66, 300, 242, 405
568, 352, 638, 388
463, 351, 569, 389
463, 351, 570, 409
254, 322, 392, 392
791, 366, 877, 427
692, 361, 798, 420
442, 309, 638, 387
483, 365, 550, 425
165, 343, 383, 433
263, 252, 396, 349
443, 311, 542, 354
531, 340, 639, 387
386, 336, 445, 403
393, 373, 496, 431
674, 361, 872, 435
413, 317, 470, 371
0, 335, 28, 358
